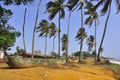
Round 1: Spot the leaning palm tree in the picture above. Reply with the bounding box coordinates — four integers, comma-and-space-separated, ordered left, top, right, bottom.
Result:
61, 34, 68, 62
49, 22, 57, 53
22, 8, 27, 52
46, 0, 66, 58
36, 20, 50, 56
75, 28, 87, 62
92, 0, 120, 62
92, 0, 112, 62
31, 0, 42, 58
84, 1, 99, 61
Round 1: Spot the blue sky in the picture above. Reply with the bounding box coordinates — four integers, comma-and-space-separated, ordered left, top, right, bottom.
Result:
5, 0, 120, 58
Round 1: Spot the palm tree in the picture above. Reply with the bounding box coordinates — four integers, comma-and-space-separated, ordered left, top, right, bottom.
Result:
46, 0, 66, 58
75, 28, 87, 62
92, 0, 112, 62
22, 8, 27, 52
67, 0, 87, 62
61, 34, 68, 62
66, 12, 71, 62
49, 22, 57, 53
31, 0, 42, 58
36, 20, 50, 56
84, 1, 99, 61
92, 0, 120, 62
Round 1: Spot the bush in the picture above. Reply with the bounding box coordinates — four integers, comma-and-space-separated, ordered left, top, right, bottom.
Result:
73, 51, 94, 58
104, 60, 111, 65
16, 46, 26, 54
50, 52, 58, 58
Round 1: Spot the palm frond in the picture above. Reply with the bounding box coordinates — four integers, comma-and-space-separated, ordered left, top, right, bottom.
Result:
78, 3, 84, 10
58, 0, 66, 4
115, 0, 120, 13
46, 1, 56, 10
60, 9, 65, 18
67, 0, 79, 10
93, 0, 104, 11
49, 22, 57, 38
47, 7, 59, 20
101, 0, 111, 16
85, 14, 94, 27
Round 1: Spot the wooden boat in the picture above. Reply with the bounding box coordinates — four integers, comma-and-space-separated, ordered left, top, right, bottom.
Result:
4, 56, 65, 68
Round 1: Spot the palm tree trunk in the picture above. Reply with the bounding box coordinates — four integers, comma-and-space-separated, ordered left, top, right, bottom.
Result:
52, 35, 55, 52
66, 12, 71, 62
31, 0, 42, 58
97, 1, 111, 62
94, 20, 97, 61
44, 36, 47, 56
58, 11, 61, 58
22, 8, 27, 53
79, 40, 83, 62
79, 6, 83, 62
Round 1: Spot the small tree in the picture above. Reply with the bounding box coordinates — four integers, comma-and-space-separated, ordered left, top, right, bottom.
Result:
0, 27, 21, 55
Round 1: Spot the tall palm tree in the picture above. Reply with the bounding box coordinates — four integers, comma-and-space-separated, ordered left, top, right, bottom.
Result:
36, 20, 50, 56
61, 34, 68, 62
92, 0, 112, 62
31, 0, 42, 58
67, 0, 87, 62
84, 1, 99, 61
46, 0, 66, 58
49, 22, 57, 53
22, 8, 27, 52
66, 12, 71, 62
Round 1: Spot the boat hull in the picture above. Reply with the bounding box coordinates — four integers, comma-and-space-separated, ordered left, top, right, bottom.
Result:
4, 56, 65, 68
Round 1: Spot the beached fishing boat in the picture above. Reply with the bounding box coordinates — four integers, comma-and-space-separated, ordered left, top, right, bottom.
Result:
4, 56, 65, 68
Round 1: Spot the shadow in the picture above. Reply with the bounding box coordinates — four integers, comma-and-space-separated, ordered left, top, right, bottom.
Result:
0, 67, 11, 69
62, 62, 79, 68
41, 63, 63, 69
82, 71, 98, 75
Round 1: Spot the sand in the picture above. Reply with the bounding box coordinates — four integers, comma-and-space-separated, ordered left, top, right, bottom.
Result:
0, 59, 116, 80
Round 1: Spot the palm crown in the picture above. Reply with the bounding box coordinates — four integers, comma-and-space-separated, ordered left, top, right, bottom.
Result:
75, 27, 87, 43
46, 0, 66, 20
36, 20, 50, 37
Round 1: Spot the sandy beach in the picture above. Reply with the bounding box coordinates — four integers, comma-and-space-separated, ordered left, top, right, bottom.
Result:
0, 59, 116, 80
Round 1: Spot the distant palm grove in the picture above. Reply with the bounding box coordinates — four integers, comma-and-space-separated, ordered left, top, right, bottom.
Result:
0, 0, 120, 63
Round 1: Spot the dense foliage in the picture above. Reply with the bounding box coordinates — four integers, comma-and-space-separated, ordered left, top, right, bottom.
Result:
73, 51, 94, 58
